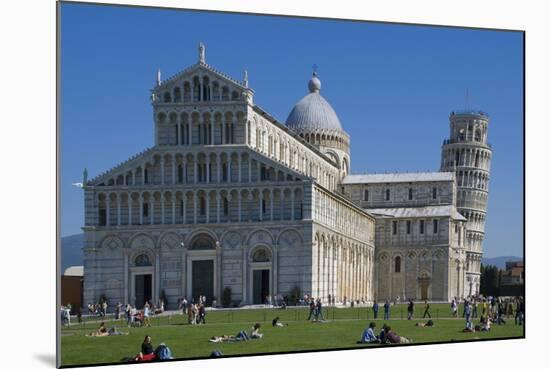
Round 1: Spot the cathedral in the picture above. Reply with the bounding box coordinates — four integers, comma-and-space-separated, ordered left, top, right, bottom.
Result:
81, 44, 491, 308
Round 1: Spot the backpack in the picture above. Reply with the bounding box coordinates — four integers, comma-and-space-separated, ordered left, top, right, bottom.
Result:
155, 344, 172, 360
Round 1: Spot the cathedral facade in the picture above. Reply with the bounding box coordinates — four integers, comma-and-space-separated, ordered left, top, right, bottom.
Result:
81, 44, 491, 308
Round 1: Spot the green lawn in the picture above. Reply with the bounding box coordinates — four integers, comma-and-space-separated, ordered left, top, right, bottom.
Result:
61, 305, 524, 367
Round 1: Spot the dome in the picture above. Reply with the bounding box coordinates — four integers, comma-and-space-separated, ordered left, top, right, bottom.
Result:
286, 73, 343, 132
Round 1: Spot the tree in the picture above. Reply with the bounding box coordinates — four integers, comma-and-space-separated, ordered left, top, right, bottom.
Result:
480, 264, 501, 296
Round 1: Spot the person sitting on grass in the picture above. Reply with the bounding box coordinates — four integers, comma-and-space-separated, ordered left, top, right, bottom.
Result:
384, 325, 412, 344
250, 323, 263, 339
86, 322, 109, 337
272, 316, 288, 327
135, 335, 156, 361
359, 322, 380, 343
415, 320, 434, 327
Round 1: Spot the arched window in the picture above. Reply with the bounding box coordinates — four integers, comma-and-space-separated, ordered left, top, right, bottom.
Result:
475, 129, 482, 142
163, 92, 171, 103
395, 256, 401, 273
408, 188, 413, 200
144, 168, 149, 184
364, 189, 369, 201
252, 248, 272, 262
222, 86, 229, 101
200, 196, 206, 215
135, 254, 152, 267
174, 87, 181, 102
385, 189, 391, 201
178, 165, 183, 183
223, 197, 229, 215
231, 91, 239, 101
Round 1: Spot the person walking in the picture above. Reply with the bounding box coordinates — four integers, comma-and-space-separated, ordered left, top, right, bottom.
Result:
422, 301, 431, 319
143, 302, 152, 328
472, 299, 478, 318
125, 304, 132, 327
464, 300, 472, 330
197, 303, 206, 324
384, 300, 391, 320
407, 299, 414, 320
372, 301, 379, 319
316, 299, 325, 321
307, 299, 316, 320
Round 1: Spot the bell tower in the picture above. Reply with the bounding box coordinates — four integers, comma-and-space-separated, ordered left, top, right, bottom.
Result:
441, 110, 492, 297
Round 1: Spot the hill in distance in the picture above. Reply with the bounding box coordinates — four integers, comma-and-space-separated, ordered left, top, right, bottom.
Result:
61, 233, 84, 272
482, 256, 523, 269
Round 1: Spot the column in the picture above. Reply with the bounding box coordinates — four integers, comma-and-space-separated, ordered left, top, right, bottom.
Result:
206, 157, 210, 184
150, 195, 155, 225
238, 154, 242, 182
216, 192, 221, 223
193, 192, 197, 224
182, 196, 187, 224
161, 193, 165, 224
248, 157, 252, 183
238, 192, 242, 222
139, 195, 143, 224
259, 191, 264, 221
160, 158, 165, 185
123, 252, 128, 304
221, 116, 226, 144
270, 189, 274, 221
182, 159, 187, 184
206, 193, 210, 224
128, 195, 132, 225
171, 195, 176, 224
155, 253, 160, 303
116, 194, 121, 226
106, 195, 111, 226
210, 118, 215, 145
290, 190, 295, 221
171, 158, 176, 185
131, 171, 135, 186
194, 160, 198, 184
216, 155, 221, 184
228, 156, 232, 183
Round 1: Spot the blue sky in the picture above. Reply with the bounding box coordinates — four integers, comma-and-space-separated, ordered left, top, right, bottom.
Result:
60, 3, 524, 258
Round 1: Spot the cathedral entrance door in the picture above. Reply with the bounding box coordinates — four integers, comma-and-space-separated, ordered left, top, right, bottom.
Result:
252, 269, 270, 304
192, 260, 214, 305
419, 279, 430, 300
135, 274, 152, 309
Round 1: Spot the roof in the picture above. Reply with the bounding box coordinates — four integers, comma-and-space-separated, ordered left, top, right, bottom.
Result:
342, 172, 455, 184
367, 205, 466, 221
286, 74, 343, 133
64, 266, 84, 277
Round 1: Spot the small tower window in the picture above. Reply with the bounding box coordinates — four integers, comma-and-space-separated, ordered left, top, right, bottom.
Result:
408, 188, 413, 200
385, 189, 391, 201
364, 189, 369, 201
395, 256, 401, 273
420, 220, 425, 234
200, 197, 206, 215
433, 219, 439, 234
143, 203, 149, 217
392, 221, 398, 235
144, 169, 149, 184
98, 209, 106, 226
432, 187, 437, 200
406, 220, 411, 234
223, 198, 229, 216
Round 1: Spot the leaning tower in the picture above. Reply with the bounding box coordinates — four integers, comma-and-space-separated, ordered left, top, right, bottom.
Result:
441, 110, 492, 297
